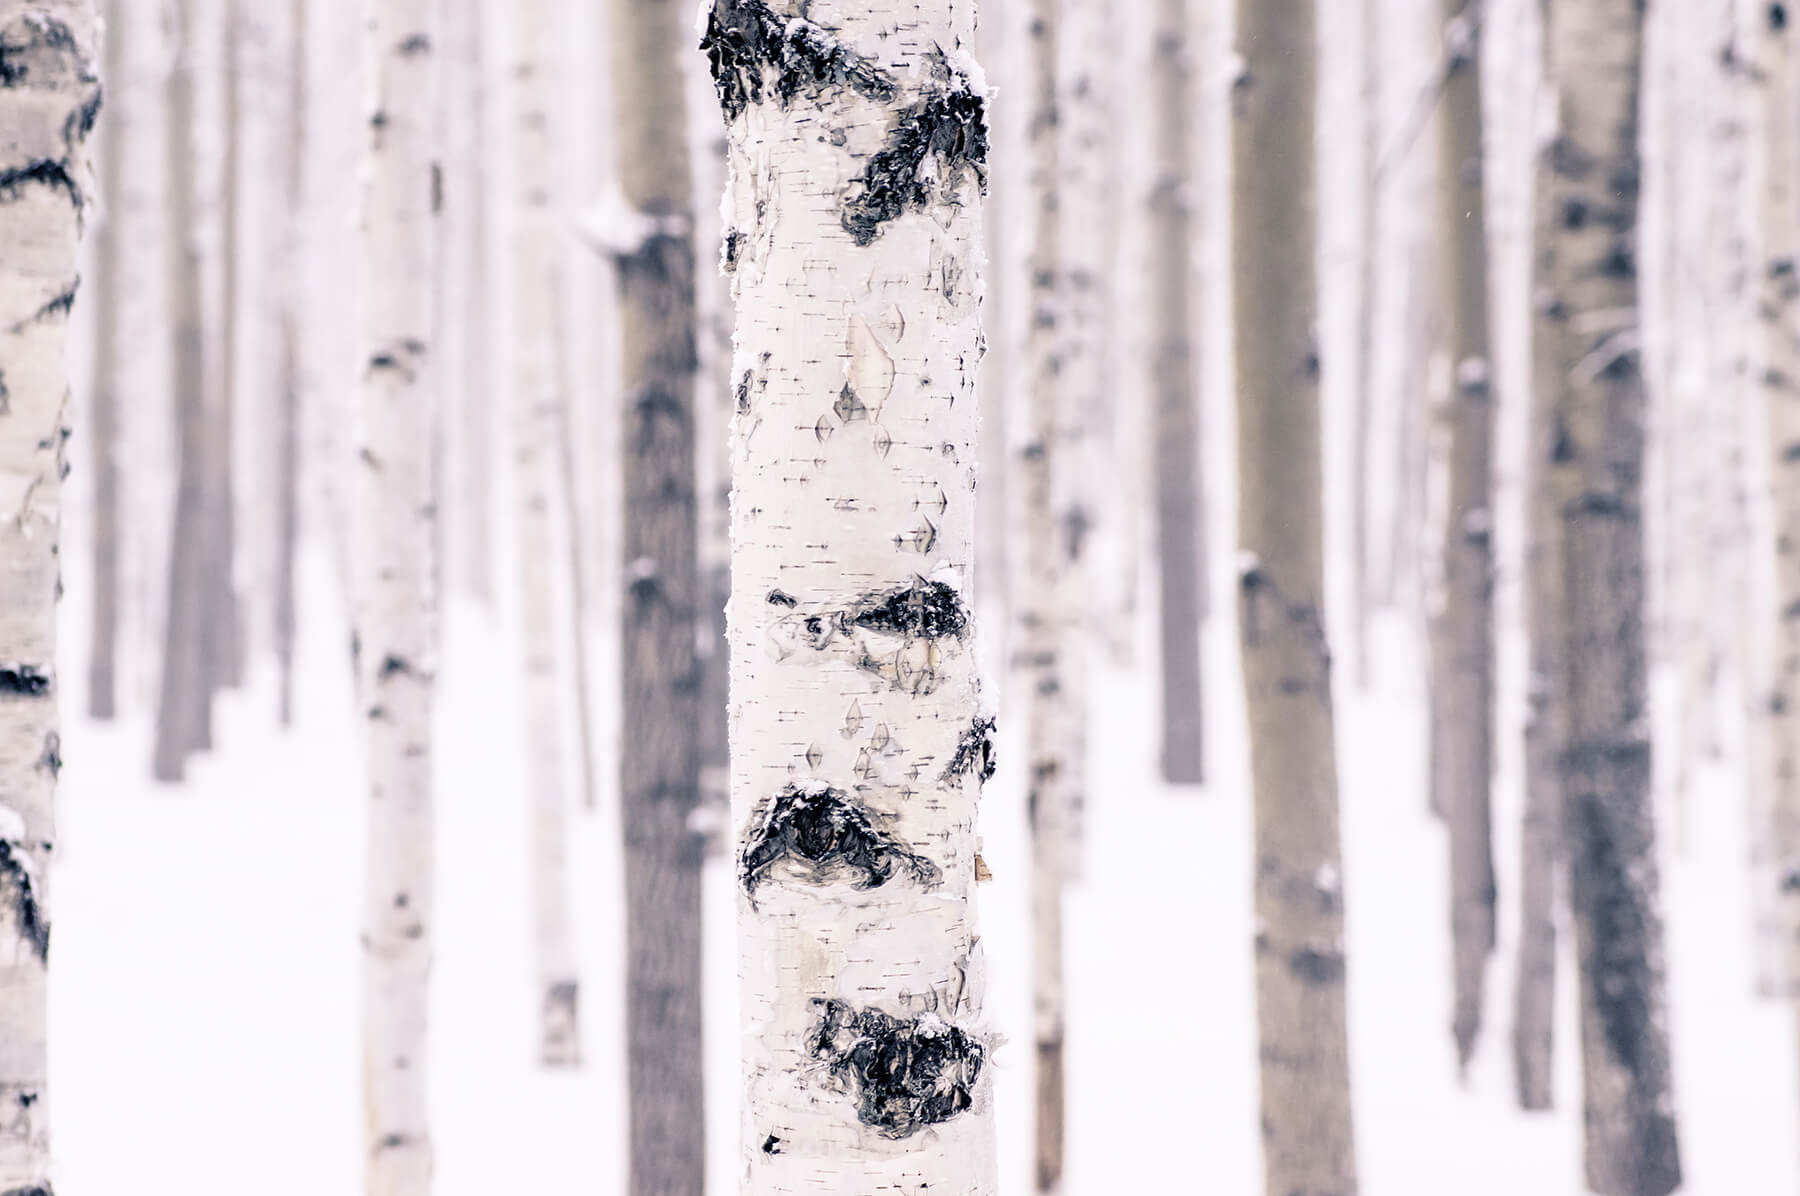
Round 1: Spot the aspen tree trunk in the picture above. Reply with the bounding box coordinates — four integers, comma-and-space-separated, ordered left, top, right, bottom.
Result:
612, 0, 706, 1184
1434, 0, 1498, 1072
453, 0, 490, 605
707, 1, 998, 1191
152, 0, 208, 782
1543, 1, 1682, 1190
1350, 0, 1380, 690
273, 0, 304, 727
1152, 0, 1204, 784
1513, 0, 1563, 1110
0, 6, 95, 1192
355, 1, 439, 1191
207, 0, 242, 697
87, 0, 118, 720
1232, 2, 1358, 1191
1750, 0, 1800, 999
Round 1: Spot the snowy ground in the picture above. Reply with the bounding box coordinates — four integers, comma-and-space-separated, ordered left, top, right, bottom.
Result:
43, 556, 1800, 1194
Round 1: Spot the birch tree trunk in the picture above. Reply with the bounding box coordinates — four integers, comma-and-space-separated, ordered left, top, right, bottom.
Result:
207, 0, 242, 697
1349, 0, 1380, 690
87, 0, 118, 720
1434, 0, 1497, 1072
355, 2, 439, 1191
1152, 0, 1205, 784
707, 1, 998, 1191
449, 0, 490, 606
273, 0, 304, 727
1543, 1, 1682, 1190
508, 0, 580, 1072
0, 7, 94, 1193
1232, 2, 1358, 1191
152, 0, 208, 782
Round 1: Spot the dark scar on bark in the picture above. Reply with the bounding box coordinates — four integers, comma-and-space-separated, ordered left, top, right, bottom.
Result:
942, 715, 997, 784
761, 1133, 782, 1155
739, 783, 939, 897
1, 1186, 54, 1196
0, 666, 51, 697
766, 589, 798, 608
0, 12, 81, 88
808, 999, 985, 1138
0, 840, 49, 964
841, 82, 989, 247
701, 0, 893, 123
846, 578, 970, 640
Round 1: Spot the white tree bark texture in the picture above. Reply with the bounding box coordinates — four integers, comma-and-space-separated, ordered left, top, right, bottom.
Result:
0, 6, 96, 1193
705, 2, 999, 1192
509, 0, 581, 1073
354, 2, 439, 1192
1542, 1, 1683, 1191
1231, 1, 1359, 1192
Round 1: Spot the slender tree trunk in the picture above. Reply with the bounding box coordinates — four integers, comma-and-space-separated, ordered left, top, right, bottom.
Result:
456, 0, 491, 606
1232, 2, 1358, 1191
1434, 0, 1497, 1073
356, 2, 440, 1191
87, 0, 120, 720
509, 0, 580, 1070
1350, 0, 1381, 690
208, 0, 243, 698
1152, 0, 1205, 785
1513, 0, 1562, 1112
0, 6, 96, 1191
707, 1, 998, 1191
551, 282, 599, 814
1543, 1, 1682, 1190
613, 0, 705, 1186
153, 0, 209, 782
273, 0, 305, 727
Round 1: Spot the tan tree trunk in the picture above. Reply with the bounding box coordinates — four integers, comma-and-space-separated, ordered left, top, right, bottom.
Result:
613, 0, 704, 1186
1433, 0, 1498, 1072
355, 1, 440, 1190
1543, 1, 1682, 1190
0, 5, 96, 1190
1231, 2, 1358, 1191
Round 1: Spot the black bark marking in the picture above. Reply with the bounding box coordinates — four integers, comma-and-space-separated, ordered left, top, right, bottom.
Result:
396, 33, 431, 56
723, 228, 746, 273
0, 369, 9, 413
739, 783, 939, 897
1774, 3, 1790, 31
0, 160, 79, 207
761, 1133, 782, 1155
1286, 946, 1346, 985
808, 999, 985, 1138
841, 82, 989, 247
378, 654, 412, 679
1, 1187, 53, 1196
942, 715, 997, 784
766, 589, 798, 608
0, 840, 49, 963
702, 0, 894, 123
0, 12, 80, 88
36, 732, 59, 778
1567, 787, 1654, 1077
847, 578, 970, 640
0, 665, 51, 697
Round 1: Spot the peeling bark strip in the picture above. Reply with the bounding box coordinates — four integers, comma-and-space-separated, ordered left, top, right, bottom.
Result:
809, 999, 985, 1138
0, 842, 47, 962
740, 784, 941, 896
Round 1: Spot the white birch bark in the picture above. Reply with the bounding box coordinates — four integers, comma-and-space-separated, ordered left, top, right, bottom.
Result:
707, 2, 998, 1191
509, 0, 580, 1071
0, 5, 94, 1192
355, 2, 439, 1191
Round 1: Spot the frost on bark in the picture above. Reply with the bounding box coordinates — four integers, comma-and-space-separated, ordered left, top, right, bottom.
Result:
1748, 0, 1800, 1001
1432, 0, 1497, 1073
706, 1, 998, 1191
355, 3, 439, 1192
0, 3, 96, 1190
1543, 0, 1682, 1190
509, 0, 580, 1073
1231, 1, 1357, 1192
1151, 0, 1205, 785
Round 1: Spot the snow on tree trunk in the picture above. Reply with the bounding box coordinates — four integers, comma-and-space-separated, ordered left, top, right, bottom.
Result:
0, 7, 95, 1193
1433, 0, 1497, 1073
706, 1, 998, 1191
354, 1, 439, 1191
86, 0, 119, 721
1542, 1, 1683, 1190
507, 0, 581, 1071
1152, 0, 1204, 785
1231, 1, 1358, 1191
612, 0, 707, 1185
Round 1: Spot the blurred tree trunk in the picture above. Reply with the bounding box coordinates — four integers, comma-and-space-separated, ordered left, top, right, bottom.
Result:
355, 0, 440, 1191
451, 0, 492, 605
1153, 0, 1205, 785
1232, 2, 1358, 1192
613, 0, 704, 1185
0, 4, 96, 1190
708, 0, 998, 1190
208, 0, 243, 698
1543, 1, 1683, 1190
1349, 0, 1381, 690
510, 0, 581, 1069
153, 0, 209, 782
1433, 0, 1497, 1073
273, 0, 305, 726
88, 0, 122, 720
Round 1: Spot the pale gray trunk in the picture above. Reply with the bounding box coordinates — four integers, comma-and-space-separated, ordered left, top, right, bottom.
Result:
614, 0, 704, 1187
87, 0, 120, 719
273, 0, 305, 727
1232, 1, 1358, 1190
452, 0, 491, 605
1349, 0, 1380, 690
0, 6, 96, 1191
1434, 0, 1497, 1072
1543, 0, 1682, 1190
1152, 0, 1204, 785
209, 0, 243, 697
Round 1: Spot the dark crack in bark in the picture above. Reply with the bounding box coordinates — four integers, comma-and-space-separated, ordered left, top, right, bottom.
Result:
808, 999, 985, 1138
740, 783, 940, 897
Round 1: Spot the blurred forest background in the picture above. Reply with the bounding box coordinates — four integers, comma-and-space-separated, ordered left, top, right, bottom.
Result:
5, 0, 1800, 1192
